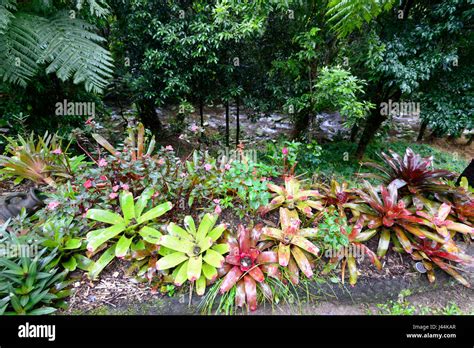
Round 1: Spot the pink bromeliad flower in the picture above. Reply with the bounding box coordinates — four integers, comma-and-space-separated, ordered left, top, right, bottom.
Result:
121, 183, 129, 191
224, 164, 231, 170
109, 192, 118, 199
165, 145, 173, 151
84, 179, 93, 189
52, 148, 62, 155
204, 163, 212, 171
282, 147, 289, 156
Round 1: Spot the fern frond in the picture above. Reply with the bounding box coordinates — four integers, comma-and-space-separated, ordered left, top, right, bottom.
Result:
0, 0, 16, 34
0, 10, 113, 93
326, 0, 396, 38
76, 0, 110, 18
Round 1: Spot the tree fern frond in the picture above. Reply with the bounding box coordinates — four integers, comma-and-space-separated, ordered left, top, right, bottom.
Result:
76, 0, 110, 18
0, 10, 113, 93
38, 12, 114, 93
0, 0, 16, 34
0, 14, 43, 87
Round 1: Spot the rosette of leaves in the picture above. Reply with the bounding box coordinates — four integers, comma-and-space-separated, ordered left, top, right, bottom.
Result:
360, 148, 455, 194
356, 181, 448, 248
323, 217, 381, 286
40, 216, 94, 272
0, 132, 85, 187
0, 249, 70, 315
410, 239, 472, 287
260, 176, 324, 217
156, 214, 229, 295
86, 188, 172, 279
262, 208, 320, 284
219, 224, 280, 311
316, 179, 359, 216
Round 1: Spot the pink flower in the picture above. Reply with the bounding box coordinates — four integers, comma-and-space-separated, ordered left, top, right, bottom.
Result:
47, 201, 60, 210
121, 184, 129, 191
261, 177, 268, 181
204, 164, 212, 171
84, 179, 93, 189
158, 158, 165, 166
85, 118, 94, 125
213, 199, 220, 204
214, 205, 222, 214
165, 145, 173, 151
112, 185, 120, 192
99, 175, 107, 181
190, 124, 199, 133
98, 158, 108, 167
179, 172, 187, 178
109, 192, 118, 199
52, 148, 62, 155
282, 147, 289, 156
224, 164, 231, 170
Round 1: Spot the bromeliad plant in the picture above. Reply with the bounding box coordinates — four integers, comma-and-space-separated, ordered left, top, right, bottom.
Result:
260, 176, 323, 217
85, 188, 173, 278
323, 217, 381, 286
40, 216, 94, 272
219, 224, 280, 311
410, 239, 472, 287
156, 214, 229, 295
360, 148, 456, 194
0, 132, 86, 187
262, 208, 320, 284
0, 249, 71, 315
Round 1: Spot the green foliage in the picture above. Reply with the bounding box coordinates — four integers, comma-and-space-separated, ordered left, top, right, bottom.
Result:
317, 211, 350, 251
326, 0, 395, 38
85, 189, 173, 278
0, 248, 70, 315
222, 160, 274, 215
0, 2, 113, 93
156, 213, 229, 295
40, 216, 93, 272
315, 66, 374, 128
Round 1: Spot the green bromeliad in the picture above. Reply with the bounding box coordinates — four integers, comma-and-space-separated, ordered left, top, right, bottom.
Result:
156, 213, 229, 295
85, 188, 173, 279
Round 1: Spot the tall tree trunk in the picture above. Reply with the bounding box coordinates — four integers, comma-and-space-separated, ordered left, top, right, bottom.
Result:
235, 96, 240, 146
467, 134, 473, 146
199, 98, 204, 127
350, 124, 359, 142
417, 119, 428, 142
292, 112, 311, 139
225, 101, 229, 147
137, 99, 162, 134
355, 108, 386, 159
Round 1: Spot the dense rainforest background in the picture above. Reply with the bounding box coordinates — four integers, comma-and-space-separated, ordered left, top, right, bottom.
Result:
0, 0, 472, 161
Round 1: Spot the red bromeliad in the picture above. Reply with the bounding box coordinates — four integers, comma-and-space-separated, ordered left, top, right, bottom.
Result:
411, 239, 472, 287
360, 148, 455, 194
219, 225, 279, 311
